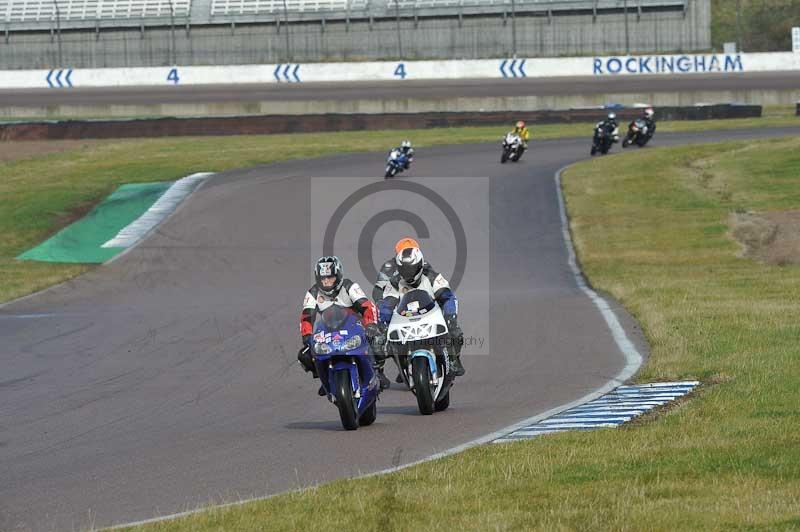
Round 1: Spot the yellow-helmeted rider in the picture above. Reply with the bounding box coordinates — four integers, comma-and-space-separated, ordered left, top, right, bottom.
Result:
513, 120, 531, 154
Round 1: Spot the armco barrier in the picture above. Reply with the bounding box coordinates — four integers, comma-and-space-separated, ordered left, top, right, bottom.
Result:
2, 52, 800, 89
0, 105, 761, 141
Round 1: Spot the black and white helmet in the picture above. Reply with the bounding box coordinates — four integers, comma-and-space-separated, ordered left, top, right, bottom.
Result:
401, 139, 412, 150
644, 108, 654, 119
607, 112, 617, 121
396, 247, 424, 285
314, 256, 343, 297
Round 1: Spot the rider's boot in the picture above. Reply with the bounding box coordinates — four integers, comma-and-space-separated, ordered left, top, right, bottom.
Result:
450, 355, 466, 377
376, 365, 391, 390
369, 341, 391, 390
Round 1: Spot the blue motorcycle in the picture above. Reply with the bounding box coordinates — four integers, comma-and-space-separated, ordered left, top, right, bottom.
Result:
312, 305, 380, 430
384, 148, 409, 179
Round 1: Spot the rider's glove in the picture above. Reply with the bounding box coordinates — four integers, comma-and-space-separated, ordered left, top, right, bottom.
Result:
445, 314, 460, 334
297, 344, 314, 374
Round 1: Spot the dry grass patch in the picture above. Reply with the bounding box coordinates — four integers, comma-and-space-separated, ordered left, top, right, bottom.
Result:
730, 210, 800, 266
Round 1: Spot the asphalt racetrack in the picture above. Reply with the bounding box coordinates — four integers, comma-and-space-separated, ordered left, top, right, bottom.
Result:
2, 126, 800, 531
1, 71, 799, 106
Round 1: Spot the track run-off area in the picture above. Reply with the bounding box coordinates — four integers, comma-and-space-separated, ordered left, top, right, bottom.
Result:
1, 126, 799, 531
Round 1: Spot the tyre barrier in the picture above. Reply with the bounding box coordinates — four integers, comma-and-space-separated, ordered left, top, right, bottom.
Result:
0, 104, 761, 141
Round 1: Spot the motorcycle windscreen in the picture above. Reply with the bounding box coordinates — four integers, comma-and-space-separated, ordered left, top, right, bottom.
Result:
396, 289, 437, 318
314, 305, 360, 333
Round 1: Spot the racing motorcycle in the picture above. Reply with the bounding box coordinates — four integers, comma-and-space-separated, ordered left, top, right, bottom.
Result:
385, 148, 410, 178
590, 123, 615, 156
622, 118, 653, 148
386, 289, 455, 415
500, 132, 524, 163
311, 305, 380, 430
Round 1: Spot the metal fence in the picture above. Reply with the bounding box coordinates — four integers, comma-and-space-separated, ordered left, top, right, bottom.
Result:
0, 0, 707, 69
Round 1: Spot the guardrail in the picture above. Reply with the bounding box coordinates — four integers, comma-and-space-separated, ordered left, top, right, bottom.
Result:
1, 52, 798, 90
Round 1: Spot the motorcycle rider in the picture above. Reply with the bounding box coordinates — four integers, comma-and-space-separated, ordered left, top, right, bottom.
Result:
298, 256, 386, 394
512, 120, 531, 155
592, 112, 620, 154
391, 140, 414, 170
642, 107, 656, 136
373, 237, 432, 384
603, 112, 620, 142
378, 247, 466, 377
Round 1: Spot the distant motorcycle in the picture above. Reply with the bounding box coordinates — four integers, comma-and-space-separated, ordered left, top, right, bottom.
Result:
385, 149, 410, 178
500, 132, 524, 163
312, 305, 380, 430
591, 123, 615, 156
386, 289, 456, 415
622, 118, 654, 148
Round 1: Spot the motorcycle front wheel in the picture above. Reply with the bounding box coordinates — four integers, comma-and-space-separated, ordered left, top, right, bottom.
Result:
500, 150, 509, 164
411, 357, 435, 415
334, 369, 359, 430
385, 165, 395, 179
434, 390, 450, 412
359, 400, 377, 426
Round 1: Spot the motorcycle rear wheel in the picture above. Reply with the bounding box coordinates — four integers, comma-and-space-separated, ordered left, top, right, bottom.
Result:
334, 369, 359, 430
411, 357, 435, 415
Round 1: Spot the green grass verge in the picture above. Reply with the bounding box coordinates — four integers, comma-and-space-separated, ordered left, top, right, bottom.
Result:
114, 135, 800, 531
1, 111, 797, 305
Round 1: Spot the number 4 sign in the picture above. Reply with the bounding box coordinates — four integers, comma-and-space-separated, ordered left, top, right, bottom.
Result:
394, 63, 407, 79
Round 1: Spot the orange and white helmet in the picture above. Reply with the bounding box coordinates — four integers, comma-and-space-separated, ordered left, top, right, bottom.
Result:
394, 237, 420, 255
516, 120, 526, 129
644, 108, 654, 119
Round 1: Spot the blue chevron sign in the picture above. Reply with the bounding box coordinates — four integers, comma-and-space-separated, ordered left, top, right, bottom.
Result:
499, 59, 527, 78
273, 64, 301, 82
46, 69, 73, 88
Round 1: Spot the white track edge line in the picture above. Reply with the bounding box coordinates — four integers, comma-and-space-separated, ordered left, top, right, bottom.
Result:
107, 163, 646, 530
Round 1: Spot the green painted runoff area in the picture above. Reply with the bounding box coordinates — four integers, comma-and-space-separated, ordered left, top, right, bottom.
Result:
17, 182, 171, 263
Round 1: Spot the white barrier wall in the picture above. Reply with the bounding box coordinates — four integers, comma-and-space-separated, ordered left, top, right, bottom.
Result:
2, 52, 800, 89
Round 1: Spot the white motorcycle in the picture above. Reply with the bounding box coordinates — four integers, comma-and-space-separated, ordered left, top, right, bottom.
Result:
500, 132, 524, 163
386, 289, 455, 415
